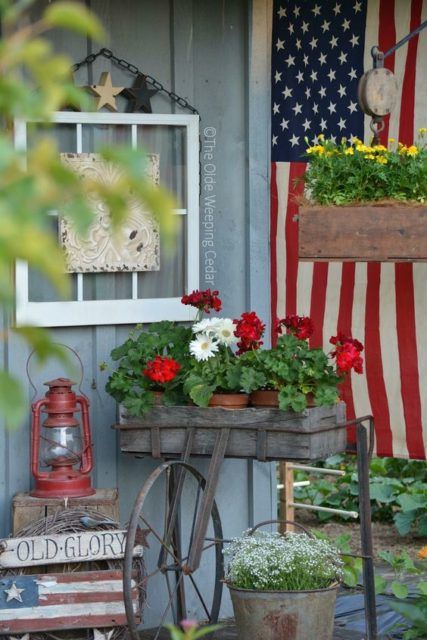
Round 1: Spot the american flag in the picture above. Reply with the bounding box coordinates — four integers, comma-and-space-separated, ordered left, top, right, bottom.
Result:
0, 571, 138, 634
271, 0, 427, 459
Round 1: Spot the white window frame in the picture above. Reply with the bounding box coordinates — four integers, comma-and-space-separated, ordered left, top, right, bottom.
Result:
14, 112, 199, 327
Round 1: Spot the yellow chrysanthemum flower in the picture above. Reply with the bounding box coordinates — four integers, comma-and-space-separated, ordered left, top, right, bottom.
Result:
389, 138, 395, 143
352, 137, 362, 145
418, 128, 427, 135
407, 145, 419, 157
376, 156, 388, 164
318, 133, 325, 140
418, 546, 427, 560
365, 154, 375, 160
373, 145, 387, 152
344, 147, 354, 155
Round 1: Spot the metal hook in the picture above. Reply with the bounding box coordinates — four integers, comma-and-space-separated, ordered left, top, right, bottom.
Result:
26, 343, 87, 402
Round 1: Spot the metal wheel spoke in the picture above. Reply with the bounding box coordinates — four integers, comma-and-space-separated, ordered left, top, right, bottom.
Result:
153, 572, 184, 640
139, 514, 180, 565
187, 481, 202, 559
188, 574, 211, 621
165, 571, 177, 623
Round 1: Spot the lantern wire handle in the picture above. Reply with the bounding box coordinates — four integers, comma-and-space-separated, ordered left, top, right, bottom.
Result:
26, 343, 87, 402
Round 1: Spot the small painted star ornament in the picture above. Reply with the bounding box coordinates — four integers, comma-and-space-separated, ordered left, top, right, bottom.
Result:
122, 73, 158, 113
87, 71, 124, 112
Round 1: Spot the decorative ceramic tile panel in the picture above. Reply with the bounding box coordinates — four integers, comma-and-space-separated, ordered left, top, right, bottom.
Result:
59, 153, 160, 272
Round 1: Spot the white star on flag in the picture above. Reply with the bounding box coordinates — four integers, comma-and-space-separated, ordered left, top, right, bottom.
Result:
319, 52, 327, 66
288, 22, 295, 35
289, 134, 300, 147
328, 68, 336, 81
309, 37, 318, 49
348, 101, 358, 113
292, 102, 302, 115
313, 102, 319, 114
277, 6, 286, 18
301, 21, 310, 33
320, 118, 328, 130
342, 18, 351, 31
282, 86, 293, 99
353, 1, 362, 13
330, 35, 339, 49
293, 5, 300, 17
339, 51, 348, 64
296, 71, 304, 83
321, 20, 331, 32
285, 54, 296, 66
296, 38, 302, 50
273, 103, 280, 114
303, 119, 312, 131
280, 118, 289, 130
338, 117, 346, 130
328, 101, 337, 114
274, 70, 282, 83
318, 86, 327, 98
276, 38, 285, 51
310, 70, 318, 82
338, 84, 347, 97
350, 34, 360, 47
272, 134, 278, 146
348, 67, 358, 79
333, 3, 341, 15
5, 583, 25, 603
312, 4, 321, 16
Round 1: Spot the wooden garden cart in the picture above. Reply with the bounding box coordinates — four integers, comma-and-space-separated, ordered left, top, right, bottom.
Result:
114, 403, 378, 640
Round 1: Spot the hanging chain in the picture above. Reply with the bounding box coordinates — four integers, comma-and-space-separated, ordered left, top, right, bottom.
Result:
72, 48, 199, 115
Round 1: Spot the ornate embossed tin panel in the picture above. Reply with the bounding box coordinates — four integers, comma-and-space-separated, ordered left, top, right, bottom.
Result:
59, 152, 160, 273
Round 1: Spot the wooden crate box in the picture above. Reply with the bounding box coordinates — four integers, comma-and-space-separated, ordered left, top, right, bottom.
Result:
298, 205, 427, 262
115, 403, 347, 462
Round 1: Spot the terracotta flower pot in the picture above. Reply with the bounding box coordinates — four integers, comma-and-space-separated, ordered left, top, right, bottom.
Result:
208, 393, 249, 409
250, 389, 279, 408
250, 390, 316, 409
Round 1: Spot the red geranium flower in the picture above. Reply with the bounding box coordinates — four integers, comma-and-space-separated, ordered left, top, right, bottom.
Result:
181, 289, 222, 313
233, 311, 265, 355
143, 356, 181, 385
276, 315, 314, 340
330, 333, 364, 375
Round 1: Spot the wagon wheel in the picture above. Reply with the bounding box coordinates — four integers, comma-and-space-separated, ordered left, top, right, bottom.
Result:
124, 461, 224, 640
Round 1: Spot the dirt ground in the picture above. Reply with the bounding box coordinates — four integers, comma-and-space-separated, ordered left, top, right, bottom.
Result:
297, 511, 427, 560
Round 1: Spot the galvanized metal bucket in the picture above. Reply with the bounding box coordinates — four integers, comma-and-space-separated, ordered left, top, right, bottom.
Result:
227, 582, 339, 640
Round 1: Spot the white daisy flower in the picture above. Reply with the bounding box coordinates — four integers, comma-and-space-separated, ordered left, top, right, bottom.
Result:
192, 317, 221, 334
211, 318, 237, 345
189, 333, 219, 361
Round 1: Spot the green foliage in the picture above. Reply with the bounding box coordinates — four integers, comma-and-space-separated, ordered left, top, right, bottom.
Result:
164, 622, 222, 640
303, 132, 427, 205
183, 347, 243, 407
240, 333, 340, 411
106, 322, 192, 415
0, 1, 176, 427
374, 550, 427, 639
313, 531, 362, 588
294, 454, 427, 537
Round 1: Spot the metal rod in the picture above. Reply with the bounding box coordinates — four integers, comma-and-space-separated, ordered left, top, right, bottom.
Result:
288, 463, 345, 476
384, 19, 427, 58
277, 481, 311, 489
357, 424, 378, 640
290, 502, 359, 519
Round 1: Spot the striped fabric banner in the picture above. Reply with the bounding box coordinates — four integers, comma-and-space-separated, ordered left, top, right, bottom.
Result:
271, 0, 427, 459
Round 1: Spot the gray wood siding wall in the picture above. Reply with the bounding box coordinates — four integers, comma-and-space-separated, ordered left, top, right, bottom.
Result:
0, 0, 272, 621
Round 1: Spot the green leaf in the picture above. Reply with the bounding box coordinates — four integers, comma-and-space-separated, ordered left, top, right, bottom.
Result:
194, 624, 224, 639
343, 565, 359, 588
394, 510, 416, 536
44, 2, 105, 42
391, 581, 409, 599
374, 575, 388, 595
418, 582, 427, 596
397, 493, 426, 512
0, 371, 26, 429
190, 383, 215, 408
369, 482, 397, 503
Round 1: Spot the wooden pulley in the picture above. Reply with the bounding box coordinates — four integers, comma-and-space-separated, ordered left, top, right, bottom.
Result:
357, 67, 399, 117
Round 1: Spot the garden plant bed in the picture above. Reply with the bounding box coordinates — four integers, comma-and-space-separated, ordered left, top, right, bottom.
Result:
298, 205, 427, 262
115, 402, 347, 462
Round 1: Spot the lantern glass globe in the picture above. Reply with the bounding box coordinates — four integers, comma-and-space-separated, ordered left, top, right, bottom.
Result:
41, 426, 82, 467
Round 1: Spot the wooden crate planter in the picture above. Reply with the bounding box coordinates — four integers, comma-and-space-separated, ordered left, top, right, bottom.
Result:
298, 205, 427, 262
115, 403, 347, 462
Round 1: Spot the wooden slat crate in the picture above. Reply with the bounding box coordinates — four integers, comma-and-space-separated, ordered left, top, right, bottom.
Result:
12, 489, 119, 535
298, 205, 427, 262
115, 403, 347, 462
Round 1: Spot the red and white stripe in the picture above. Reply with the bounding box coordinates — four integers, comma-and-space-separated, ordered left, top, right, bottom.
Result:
0, 571, 138, 634
271, 0, 427, 459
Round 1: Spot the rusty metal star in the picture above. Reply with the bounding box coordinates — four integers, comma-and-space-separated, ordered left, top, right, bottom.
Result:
86, 72, 124, 112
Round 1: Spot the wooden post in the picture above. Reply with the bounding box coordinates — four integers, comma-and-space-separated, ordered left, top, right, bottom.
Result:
279, 462, 295, 533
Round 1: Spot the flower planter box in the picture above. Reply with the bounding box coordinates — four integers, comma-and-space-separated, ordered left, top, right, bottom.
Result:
114, 403, 346, 462
298, 205, 427, 262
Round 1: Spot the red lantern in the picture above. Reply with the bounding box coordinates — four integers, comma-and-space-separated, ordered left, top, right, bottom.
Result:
30, 378, 95, 498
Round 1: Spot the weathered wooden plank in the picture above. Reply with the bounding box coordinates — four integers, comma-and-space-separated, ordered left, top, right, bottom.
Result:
0, 530, 142, 569
298, 205, 427, 262
117, 403, 345, 431
117, 421, 347, 462
0, 570, 138, 633
12, 489, 119, 535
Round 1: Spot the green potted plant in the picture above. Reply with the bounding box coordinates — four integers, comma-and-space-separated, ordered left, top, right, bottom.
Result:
299, 130, 427, 261
183, 311, 265, 408
240, 315, 363, 412
225, 530, 343, 640
106, 321, 192, 416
